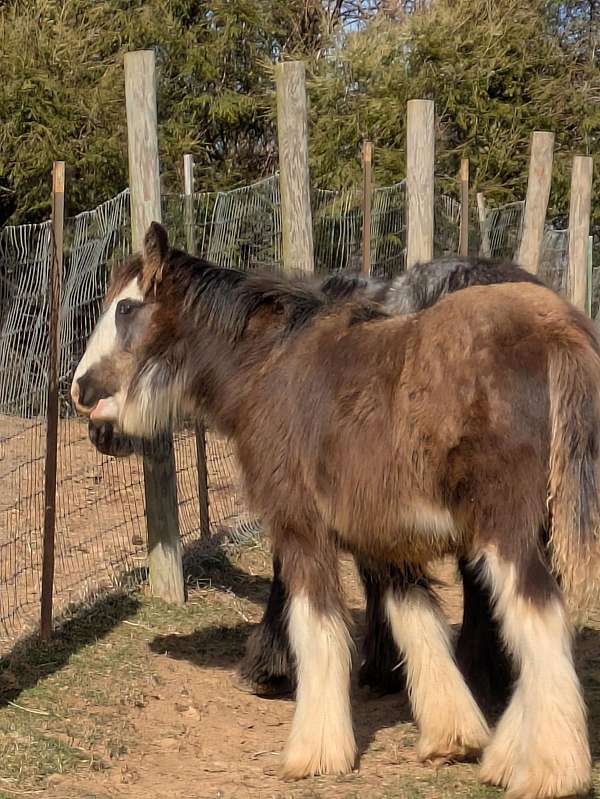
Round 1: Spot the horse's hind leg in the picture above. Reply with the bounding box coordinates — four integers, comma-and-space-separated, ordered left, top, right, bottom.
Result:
279, 535, 356, 778
238, 555, 295, 696
479, 547, 591, 798
456, 557, 512, 709
385, 567, 490, 764
358, 562, 405, 694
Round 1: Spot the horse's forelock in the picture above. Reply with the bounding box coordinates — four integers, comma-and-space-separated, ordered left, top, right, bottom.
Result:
104, 255, 144, 307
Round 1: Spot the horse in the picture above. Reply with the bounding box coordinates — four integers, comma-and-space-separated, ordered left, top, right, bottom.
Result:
86, 255, 538, 706
72, 223, 600, 797
241, 256, 542, 703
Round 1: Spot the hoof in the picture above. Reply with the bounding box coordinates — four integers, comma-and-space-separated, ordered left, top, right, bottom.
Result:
417, 713, 490, 767
480, 727, 591, 798
418, 739, 485, 766
281, 740, 356, 779
232, 670, 293, 698
504, 765, 591, 799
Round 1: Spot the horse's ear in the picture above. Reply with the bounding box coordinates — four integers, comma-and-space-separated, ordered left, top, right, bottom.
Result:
142, 222, 169, 292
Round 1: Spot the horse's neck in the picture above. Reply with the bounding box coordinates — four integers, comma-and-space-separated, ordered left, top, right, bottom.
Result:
193, 325, 281, 436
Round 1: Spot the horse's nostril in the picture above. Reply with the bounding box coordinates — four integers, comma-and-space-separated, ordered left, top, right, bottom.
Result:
77, 373, 98, 409
79, 385, 91, 408
74, 371, 112, 413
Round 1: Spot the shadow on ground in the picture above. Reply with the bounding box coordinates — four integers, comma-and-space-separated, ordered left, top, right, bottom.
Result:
0, 590, 141, 707
148, 603, 416, 763
149, 548, 600, 766
4, 540, 600, 768
149, 614, 600, 763
0, 538, 270, 707
182, 535, 272, 605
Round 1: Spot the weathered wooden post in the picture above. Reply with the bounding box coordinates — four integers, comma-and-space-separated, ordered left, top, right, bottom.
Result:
567, 155, 593, 313
183, 154, 211, 539
124, 50, 185, 604
459, 158, 469, 257
476, 192, 492, 258
183, 154, 196, 256
406, 99, 435, 269
517, 131, 555, 274
40, 160, 64, 640
275, 61, 314, 273
361, 140, 373, 276
588, 235, 593, 318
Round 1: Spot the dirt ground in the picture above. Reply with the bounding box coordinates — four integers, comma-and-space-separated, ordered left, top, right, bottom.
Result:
1, 545, 600, 799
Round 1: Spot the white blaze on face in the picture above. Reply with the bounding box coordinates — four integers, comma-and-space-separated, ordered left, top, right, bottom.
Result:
71, 277, 143, 411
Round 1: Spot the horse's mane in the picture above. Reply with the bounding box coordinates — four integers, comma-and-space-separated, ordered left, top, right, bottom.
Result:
110, 248, 391, 342
165, 248, 338, 343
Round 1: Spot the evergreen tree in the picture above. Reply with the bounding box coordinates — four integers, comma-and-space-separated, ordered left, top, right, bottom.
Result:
307, 0, 599, 222
0, 0, 329, 224
0, 1, 598, 225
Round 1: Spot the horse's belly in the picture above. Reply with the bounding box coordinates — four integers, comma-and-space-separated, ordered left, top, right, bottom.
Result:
334, 497, 463, 565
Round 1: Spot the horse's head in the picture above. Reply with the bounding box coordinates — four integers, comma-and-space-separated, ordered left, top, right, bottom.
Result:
71, 222, 176, 438
72, 220, 335, 441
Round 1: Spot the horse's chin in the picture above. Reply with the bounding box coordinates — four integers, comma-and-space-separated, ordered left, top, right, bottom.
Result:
88, 420, 135, 457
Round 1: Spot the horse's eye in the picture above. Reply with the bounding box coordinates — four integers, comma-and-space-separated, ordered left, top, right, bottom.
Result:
117, 299, 137, 316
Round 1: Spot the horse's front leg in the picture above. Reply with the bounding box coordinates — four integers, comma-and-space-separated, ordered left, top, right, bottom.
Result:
238, 554, 295, 695
385, 565, 490, 764
278, 528, 356, 778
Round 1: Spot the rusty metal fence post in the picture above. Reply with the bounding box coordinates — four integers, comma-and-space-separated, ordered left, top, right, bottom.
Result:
40, 160, 65, 641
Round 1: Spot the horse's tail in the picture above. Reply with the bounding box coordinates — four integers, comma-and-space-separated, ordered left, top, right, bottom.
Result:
548, 327, 600, 621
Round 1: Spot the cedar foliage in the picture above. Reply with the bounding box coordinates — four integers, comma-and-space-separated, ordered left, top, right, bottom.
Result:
0, 0, 598, 225
0, 0, 328, 224
307, 0, 599, 223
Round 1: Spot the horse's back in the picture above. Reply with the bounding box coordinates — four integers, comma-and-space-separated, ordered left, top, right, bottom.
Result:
316, 282, 599, 542
385, 255, 543, 314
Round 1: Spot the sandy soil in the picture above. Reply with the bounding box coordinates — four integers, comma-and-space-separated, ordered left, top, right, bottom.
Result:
33, 551, 600, 799
43, 556, 476, 799
0, 412, 253, 651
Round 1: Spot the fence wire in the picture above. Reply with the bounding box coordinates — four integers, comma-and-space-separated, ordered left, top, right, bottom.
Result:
479, 201, 525, 260
0, 173, 575, 650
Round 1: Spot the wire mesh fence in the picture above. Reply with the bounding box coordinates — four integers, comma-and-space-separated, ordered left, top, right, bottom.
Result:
480, 201, 525, 260
538, 228, 570, 297
0, 171, 579, 651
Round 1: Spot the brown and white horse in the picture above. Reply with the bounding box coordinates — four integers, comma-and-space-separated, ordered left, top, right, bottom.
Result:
86, 256, 540, 705
72, 223, 600, 797
241, 256, 542, 702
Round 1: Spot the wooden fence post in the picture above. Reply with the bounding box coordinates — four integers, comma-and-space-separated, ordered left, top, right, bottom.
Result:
406, 99, 435, 269
124, 50, 185, 604
361, 141, 373, 276
477, 192, 492, 257
40, 160, 64, 641
183, 154, 196, 256
588, 235, 593, 318
517, 131, 555, 274
275, 61, 314, 273
183, 154, 211, 540
568, 155, 593, 313
459, 159, 469, 257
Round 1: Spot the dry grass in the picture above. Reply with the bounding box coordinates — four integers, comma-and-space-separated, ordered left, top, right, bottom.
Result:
0, 543, 599, 799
